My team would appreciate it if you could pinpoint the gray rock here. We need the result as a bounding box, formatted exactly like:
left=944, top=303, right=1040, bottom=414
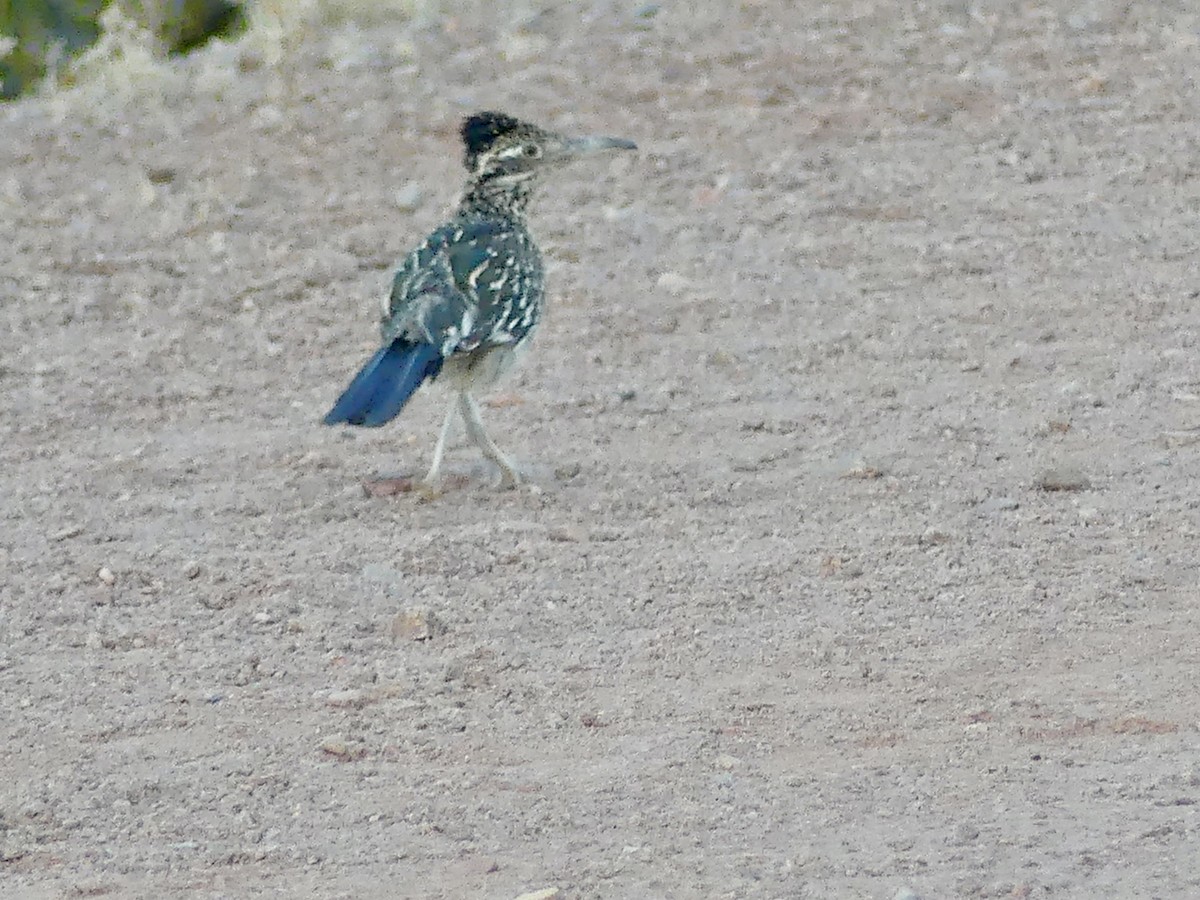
left=393, top=181, right=425, bottom=212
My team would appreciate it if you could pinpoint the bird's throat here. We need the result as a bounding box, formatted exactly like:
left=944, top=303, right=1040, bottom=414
left=458, top=175, right=534, bottom=221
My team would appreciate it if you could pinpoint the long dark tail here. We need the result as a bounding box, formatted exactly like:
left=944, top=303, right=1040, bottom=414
left=323, top=340, right=444, bottom=428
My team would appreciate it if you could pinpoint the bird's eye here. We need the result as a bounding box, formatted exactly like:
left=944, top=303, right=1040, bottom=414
left=523, top=143, right=542, bottom=158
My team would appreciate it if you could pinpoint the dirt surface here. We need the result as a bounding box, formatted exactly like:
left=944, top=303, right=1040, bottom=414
left=3, top=2, right=1200, bottom=897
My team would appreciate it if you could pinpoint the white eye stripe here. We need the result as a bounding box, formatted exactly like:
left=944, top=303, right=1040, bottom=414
left=494, top=142, right=541, bottom=160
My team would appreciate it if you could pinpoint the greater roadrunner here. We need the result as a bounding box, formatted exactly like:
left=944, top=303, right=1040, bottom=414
left=323, top=111, right=636, bottom=491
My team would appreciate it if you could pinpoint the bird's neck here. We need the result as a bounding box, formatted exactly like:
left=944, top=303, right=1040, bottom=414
left=457, top=175, right=533, bottom=222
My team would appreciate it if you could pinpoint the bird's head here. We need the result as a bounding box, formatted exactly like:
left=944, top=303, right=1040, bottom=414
left=461, top=111, right=637, bottom=187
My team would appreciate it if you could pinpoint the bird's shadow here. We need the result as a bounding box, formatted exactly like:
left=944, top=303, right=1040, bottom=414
left=361, top=460, right=562, bottom=498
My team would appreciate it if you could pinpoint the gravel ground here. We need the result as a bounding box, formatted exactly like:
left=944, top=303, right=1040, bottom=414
left=2, top=2, right=1199, bottom=897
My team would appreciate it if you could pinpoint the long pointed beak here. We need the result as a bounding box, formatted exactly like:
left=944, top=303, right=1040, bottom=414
left=561, top=134, right=638, bottom=157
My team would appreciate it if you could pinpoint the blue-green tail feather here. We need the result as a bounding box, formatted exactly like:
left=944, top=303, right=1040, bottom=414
left=323, top=341, right=443, bottom=428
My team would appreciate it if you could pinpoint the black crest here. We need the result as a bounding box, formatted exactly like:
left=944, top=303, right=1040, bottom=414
left=461, top=111, right=525, bottom=170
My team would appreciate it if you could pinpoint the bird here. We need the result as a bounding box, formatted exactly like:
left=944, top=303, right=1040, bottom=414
left=323, top=111, right=636, bottom=493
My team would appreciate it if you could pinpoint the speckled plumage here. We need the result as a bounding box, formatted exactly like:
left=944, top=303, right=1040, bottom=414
left=324, top=111, right=636, bottom=491
left=381, top=217, right=543, bottom=358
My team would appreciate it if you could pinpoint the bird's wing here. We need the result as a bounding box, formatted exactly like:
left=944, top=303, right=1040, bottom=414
left=382, top=220, right=543, bottom=354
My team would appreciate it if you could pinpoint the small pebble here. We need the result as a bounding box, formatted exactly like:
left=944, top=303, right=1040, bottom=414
left=320, top=738, right=367, bottom=762
left=514, top=889, right=560, bottom=900
left=201, top=591, right=237, bottom=610
left=952, top=822, right=980, bottom=844
left=707, top=349, right=738, bottom=369
left=391, top=607, right=444, bottom=642
left=554, top=462, right=582, bottom=480
left=1036, top=466, right=1090, bottom=492
left=393, top=181, right=424, bottom=212
left=361, top=562, right=403, bottom=584
left=841, top=461, right=883, bottom=480
left=919, top=527, right=951, bottom=546
left=656, top=271, right=691, bottom=294
left=714, top=753, right=741, bottom=770
left=97, top=567, right=116, bottom=586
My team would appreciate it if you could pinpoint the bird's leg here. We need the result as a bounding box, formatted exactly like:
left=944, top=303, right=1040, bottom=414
left=458, top=390, right=523, bottom=489
left=418, top=396, right=459, bottom=497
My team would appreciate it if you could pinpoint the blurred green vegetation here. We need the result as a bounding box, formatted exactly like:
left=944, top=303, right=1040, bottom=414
left=0, top=0, right=245, bottom=99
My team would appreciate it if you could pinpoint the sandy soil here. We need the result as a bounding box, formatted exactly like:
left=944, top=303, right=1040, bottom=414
left=3, top=2, right=1200, bottom=897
